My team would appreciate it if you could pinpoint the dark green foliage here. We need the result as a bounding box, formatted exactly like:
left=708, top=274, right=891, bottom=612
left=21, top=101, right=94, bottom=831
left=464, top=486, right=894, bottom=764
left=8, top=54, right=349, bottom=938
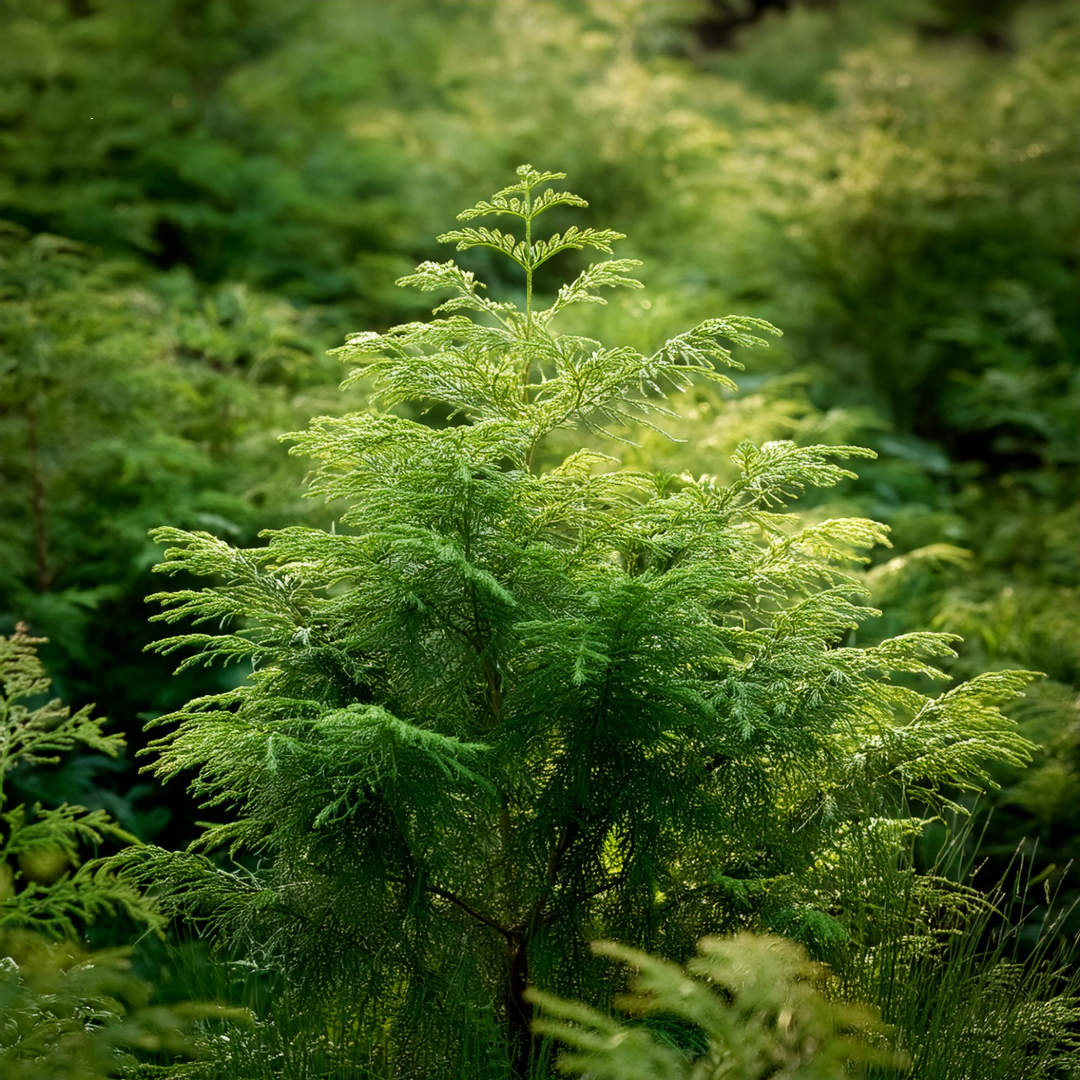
left=0, top=0, right=438, bottom=318
left=0, top=628, right=228, bottom=1077
left=122, top=169, right=1036, bottom=1077
left=0, top=624, right=155, bottom=938
left=0, top=221, right=353, bottom=838
left=0, top=224, right=314, bottom=609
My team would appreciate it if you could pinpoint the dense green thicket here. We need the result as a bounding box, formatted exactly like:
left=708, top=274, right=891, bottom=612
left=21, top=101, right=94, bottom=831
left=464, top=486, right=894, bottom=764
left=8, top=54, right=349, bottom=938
left=1, top=1, right=1078, bottom=1075
left=0, top=224, right=362, bottom=842
left=0, top=0, right=444, bottom=319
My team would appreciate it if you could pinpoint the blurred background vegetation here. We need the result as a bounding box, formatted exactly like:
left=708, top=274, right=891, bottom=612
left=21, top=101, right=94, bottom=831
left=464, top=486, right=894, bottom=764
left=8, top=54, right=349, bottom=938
left=1, top=0, right=1077, bottom=976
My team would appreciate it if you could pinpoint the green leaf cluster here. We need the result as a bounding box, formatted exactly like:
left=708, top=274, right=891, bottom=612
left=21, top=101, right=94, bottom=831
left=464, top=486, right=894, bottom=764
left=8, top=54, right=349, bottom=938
left=0, top=624, right=157, bottom=939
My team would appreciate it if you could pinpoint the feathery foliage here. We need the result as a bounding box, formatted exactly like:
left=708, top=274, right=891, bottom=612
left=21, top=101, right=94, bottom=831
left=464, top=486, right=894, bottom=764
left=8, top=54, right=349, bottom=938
left=0, top=624, right=156, bottom=938
left=531, top=933, right=902, bottom=1079
left=0, top=626, right=227, bottom=1077
left=123, top=167, right=1037, bottom=1078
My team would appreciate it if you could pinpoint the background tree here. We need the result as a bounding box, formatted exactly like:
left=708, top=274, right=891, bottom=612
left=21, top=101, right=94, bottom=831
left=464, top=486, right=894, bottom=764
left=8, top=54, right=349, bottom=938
left=0, top=223, right=361, bottom=843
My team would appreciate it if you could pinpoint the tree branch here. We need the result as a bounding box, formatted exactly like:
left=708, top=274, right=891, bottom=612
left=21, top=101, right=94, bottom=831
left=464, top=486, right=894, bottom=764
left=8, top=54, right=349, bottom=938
left=410, top=878, right=512, bottom=939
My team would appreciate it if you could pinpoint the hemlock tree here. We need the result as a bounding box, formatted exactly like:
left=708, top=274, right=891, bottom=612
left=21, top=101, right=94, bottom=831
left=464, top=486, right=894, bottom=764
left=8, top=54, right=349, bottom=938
left=122, top=167, right=1035, bottom=1078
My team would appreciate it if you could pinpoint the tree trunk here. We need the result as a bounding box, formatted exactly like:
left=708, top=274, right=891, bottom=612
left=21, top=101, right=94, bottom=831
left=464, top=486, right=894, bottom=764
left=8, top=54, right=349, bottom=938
left=506, top=930, right=536, bottom=1079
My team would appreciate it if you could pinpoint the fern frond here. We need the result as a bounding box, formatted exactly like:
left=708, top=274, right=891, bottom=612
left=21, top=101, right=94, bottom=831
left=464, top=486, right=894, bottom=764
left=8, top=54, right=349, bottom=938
left=493, top=164, right=569, bottom=196
left=528, top=227, right=627, bottom=268
left=395, top=259, right=520, bottom=321
left=456, top=187, right=588, bottom=222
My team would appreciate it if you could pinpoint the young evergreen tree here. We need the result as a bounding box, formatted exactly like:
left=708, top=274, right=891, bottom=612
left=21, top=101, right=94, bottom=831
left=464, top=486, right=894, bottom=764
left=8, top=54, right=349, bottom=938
left=123, top=167, right=1035, bottom=1078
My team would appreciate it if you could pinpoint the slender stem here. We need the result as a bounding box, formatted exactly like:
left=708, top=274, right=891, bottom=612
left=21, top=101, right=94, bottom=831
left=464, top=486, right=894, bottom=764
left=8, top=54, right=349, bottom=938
left=522, top=186, right=535, bottom=416
left=426, top=883, right=512, bottom=938
left=523, top=186, right=537, bottom=471
left=385, top=872, right=511, bottom=937
left=524, top=190, right=533, bottom=348
left=523, top=818, right=579, bottom=938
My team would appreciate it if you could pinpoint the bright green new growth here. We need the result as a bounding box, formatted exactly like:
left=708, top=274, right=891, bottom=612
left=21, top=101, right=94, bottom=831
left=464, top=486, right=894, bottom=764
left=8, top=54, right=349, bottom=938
left=124, top=166, right=1036, bottom=1077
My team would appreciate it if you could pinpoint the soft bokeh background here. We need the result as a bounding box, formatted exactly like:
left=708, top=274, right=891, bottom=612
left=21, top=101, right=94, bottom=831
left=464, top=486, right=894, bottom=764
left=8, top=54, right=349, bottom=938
left=1, top=0, right=1077, bottom=909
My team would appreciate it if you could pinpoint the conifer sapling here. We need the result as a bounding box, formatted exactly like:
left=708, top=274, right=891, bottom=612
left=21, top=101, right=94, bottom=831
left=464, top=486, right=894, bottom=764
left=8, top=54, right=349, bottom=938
left=121, top=166, right=1036, bottom=1078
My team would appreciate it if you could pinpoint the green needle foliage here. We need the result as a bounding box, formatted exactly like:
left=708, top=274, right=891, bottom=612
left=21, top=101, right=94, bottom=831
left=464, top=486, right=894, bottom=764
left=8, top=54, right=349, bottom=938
left=0, top=624, right=155, bottom=938
left=123, top=167, right=1037, bottom=1078
left=0, top=626, right=229, bottom=1077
